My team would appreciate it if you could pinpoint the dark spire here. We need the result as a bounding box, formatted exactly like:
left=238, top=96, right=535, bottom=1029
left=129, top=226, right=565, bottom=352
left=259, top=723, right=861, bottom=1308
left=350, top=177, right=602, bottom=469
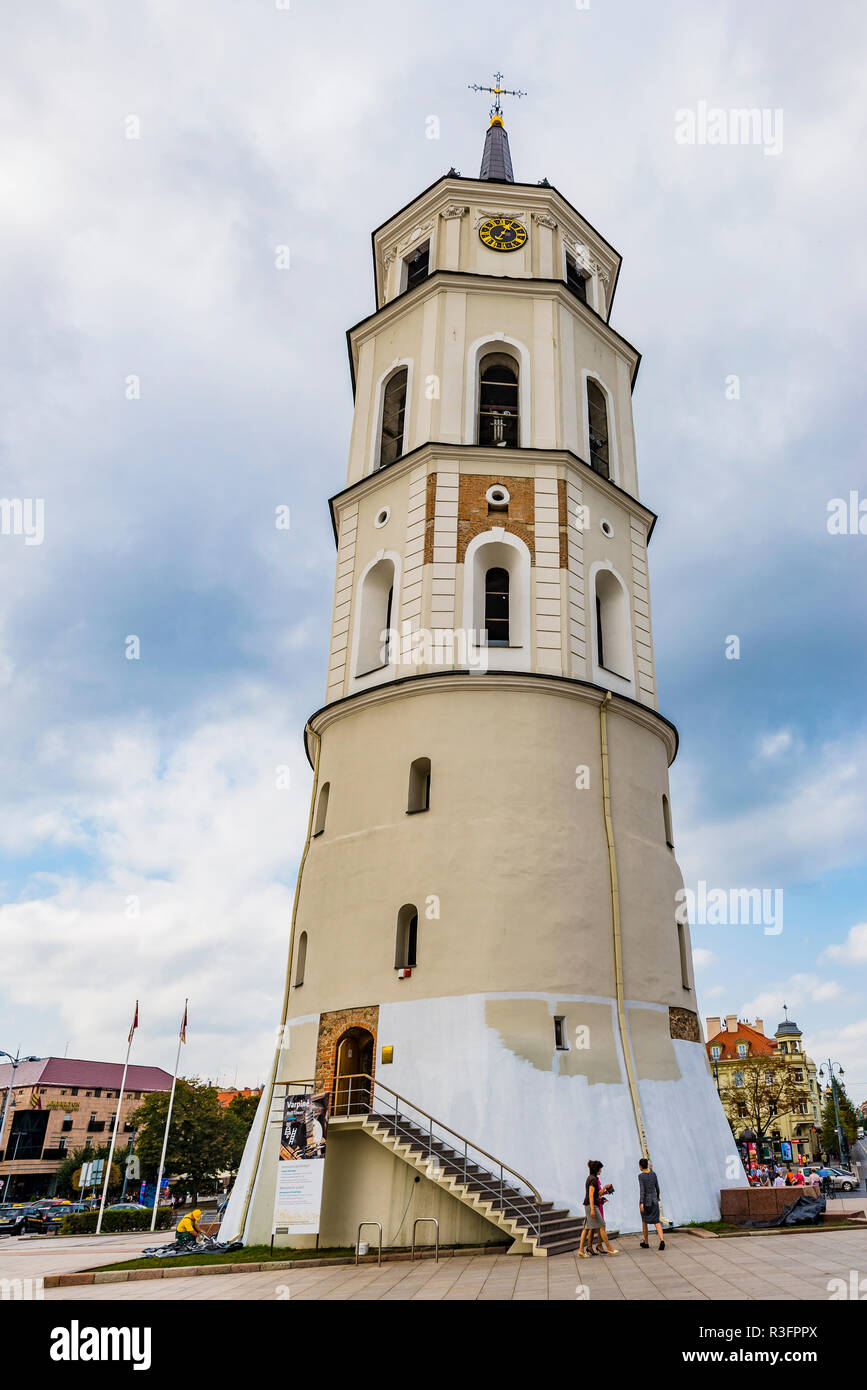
left=468, top=73, right=525, bottom=182
left=480, top=117, right=514, bottom=182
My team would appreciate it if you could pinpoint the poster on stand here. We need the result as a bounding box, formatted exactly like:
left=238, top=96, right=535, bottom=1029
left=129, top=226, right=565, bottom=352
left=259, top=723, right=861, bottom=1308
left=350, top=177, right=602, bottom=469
left=272, top=1091, right=330, bottom=1235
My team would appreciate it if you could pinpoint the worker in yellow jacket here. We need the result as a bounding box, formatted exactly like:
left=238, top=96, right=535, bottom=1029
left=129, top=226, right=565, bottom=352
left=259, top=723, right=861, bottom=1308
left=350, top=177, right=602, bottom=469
left=175, top=1208, right=203, bottom=1247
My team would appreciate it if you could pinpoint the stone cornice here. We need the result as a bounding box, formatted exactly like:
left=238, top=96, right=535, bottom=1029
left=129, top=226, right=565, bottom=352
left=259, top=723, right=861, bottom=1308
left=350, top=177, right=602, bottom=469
left=326, top=441, right=657, bottom=544
left=304, top=670, right=679, bottom=767
left=346, top=271, right=641, bottom=395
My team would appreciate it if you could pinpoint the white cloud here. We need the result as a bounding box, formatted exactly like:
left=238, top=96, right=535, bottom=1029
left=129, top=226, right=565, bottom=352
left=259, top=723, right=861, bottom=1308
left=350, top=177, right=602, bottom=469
left=691, top=948, right=716, bottom=970
left=675, top=732, right=867, bottom=888
left=739, top=974, right=843, bottom=1023
left=0, top=685, right=312, bottom=1082
left=824, top=923, right=867, bottom=966
left=758, top=730, right=794, bottom=759
left=804, top=1020, right=867, bottom=1091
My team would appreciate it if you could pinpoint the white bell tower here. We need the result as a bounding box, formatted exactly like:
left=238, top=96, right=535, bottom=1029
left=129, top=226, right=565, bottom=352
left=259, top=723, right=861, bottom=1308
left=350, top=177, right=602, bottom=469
left=224, top=99, right=742, bottom=1251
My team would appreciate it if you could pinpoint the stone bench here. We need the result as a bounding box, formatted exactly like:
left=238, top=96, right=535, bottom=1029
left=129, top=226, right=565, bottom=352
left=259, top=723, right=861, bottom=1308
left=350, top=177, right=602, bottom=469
left=720, top=1187, right=814, bottom=1222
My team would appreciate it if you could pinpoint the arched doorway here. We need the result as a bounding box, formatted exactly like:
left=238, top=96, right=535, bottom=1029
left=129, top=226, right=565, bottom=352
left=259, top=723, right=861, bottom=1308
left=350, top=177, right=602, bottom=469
left=333, top=1027, right=375, bottom=1115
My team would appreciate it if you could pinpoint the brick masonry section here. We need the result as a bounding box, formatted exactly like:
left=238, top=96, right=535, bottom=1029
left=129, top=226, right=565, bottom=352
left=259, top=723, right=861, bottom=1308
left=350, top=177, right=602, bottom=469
left=423, top=473, right=437, bottom=565
left=423, top=472, right=572, bottom=571
left=457, top=474, right=536, bottom=563
left=314, top=1005, right=380, bottom=1096
left=669, top=1007, right=701, bottom=1043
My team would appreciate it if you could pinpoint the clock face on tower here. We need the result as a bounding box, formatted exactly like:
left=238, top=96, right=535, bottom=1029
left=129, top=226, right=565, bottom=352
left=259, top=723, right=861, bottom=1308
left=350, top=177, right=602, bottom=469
left=478, top=217, right=528, bottom=253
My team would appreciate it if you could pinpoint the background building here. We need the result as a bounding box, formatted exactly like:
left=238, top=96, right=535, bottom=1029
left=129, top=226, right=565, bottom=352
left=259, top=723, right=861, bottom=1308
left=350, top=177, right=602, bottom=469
left=0, top=1057, right=171, bottom=1200
left=215, top=1086, right=262, bottom=1110
left=706, top=1014, right=821, bottom=1166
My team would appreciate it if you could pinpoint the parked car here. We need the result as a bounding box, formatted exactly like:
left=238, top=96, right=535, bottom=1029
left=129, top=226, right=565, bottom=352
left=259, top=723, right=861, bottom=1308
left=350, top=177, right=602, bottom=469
left=24, top=1202, right=73, bottom=1234
left=0, top=1204, right=39, bottom=1235
left=805, top=1166, right=859, bottom=1191
left=827, top=1167, right=859, bottom=1192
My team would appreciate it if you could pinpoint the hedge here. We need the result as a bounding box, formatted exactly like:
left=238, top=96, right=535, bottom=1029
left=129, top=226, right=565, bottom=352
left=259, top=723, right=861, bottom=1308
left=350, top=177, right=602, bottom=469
left=60, top=1208, right=174, bottom=1235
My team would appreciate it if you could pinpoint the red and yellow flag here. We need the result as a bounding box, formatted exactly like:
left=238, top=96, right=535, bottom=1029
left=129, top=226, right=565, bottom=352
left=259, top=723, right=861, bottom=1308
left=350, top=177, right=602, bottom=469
left=180, top=1001, right=188, bottom=1044
left=128, top=1000, right=139, bottom=1045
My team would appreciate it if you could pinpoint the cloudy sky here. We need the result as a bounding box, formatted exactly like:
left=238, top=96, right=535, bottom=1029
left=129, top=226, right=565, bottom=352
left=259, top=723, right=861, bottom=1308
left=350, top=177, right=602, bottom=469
left=1, top=0, right=865, bottom=1100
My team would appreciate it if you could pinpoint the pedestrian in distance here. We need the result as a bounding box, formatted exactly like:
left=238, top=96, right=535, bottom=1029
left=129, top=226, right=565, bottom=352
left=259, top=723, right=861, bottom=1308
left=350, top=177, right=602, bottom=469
left=175, top=1208, right=203, bottom=1248
left=638, top=1157, right=665, bottom=1251
left=578, top=1159, right=618, bottom=1258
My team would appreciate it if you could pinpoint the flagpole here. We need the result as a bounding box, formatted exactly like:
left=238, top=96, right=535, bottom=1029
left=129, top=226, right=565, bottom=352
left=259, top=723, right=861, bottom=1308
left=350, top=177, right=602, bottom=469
left=150, top=1000, right=187, bottom=1233
left=96, top=1003, right=137, bottom=1236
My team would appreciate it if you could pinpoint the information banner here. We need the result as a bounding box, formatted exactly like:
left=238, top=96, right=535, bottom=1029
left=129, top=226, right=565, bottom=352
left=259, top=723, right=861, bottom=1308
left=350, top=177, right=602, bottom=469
left=273, top=1091, right=330, bottom=1235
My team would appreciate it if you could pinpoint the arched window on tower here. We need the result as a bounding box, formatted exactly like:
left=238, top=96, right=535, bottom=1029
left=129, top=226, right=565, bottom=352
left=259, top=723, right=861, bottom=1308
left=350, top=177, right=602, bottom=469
left=294, top=931, right=307, bottom=987
left=662, top=793, right=674, bottom=849
left=356, top=559, right=395, bottom=676
left=586, top=378, right=610, bottom=479
left=313, top=782, right=329, bottom=837
left=407, top=757, right=431, bottom=814
left=395, top=904, right=419, bottom=969
left=484, top=566, right=510, bottom=646
left=379, top=368, right=408, bottom=469
left=594, top=569, right=631, bottom=680
left=478, top=352, right=519, bottom=448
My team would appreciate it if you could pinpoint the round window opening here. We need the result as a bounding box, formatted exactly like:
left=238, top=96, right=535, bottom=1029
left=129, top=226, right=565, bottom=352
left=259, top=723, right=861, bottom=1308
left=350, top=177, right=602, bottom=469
left=600, top=518, right=615, bottom=538
left=374, top=507, right=391, bottom=529
left=486, top=484, right=510, bottom=509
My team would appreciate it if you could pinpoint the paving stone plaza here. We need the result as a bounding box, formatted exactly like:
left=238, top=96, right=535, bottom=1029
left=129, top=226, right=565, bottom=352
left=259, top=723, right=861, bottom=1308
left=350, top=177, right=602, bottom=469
left=5, top=1227, right=866, bottom=1302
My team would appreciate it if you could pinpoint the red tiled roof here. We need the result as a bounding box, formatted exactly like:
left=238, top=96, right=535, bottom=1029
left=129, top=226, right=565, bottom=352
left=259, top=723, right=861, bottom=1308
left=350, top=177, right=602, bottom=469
left=706, top=1022, right=777, bottom=1060
left=216, top=1087, right=262, bottom=1109
left=0, top=1057, right=172, bottom=1091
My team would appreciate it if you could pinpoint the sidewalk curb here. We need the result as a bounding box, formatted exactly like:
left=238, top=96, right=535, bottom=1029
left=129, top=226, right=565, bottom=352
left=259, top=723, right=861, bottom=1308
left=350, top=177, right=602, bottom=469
left=44, top=1242, right=508, bottom=1288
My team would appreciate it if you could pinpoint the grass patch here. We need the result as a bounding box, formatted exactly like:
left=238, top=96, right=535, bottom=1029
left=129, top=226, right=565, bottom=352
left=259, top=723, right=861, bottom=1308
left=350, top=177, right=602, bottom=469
left=91, top=1238, right=510, bottom=1273
left=682, top=1218, right=866, bottom=1237
left=91, top=1245, right=356, bottom=1272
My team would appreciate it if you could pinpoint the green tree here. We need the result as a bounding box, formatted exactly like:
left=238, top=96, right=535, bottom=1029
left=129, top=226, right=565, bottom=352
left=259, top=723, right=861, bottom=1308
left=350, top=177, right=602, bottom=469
left=54, top=1143, right=123, bottom=1199
left=820, top=1078, right=858, bottom=1160
left=130, top=1078, right=233, bottom=1204
left=719, top=1055, right=812, bottom=1161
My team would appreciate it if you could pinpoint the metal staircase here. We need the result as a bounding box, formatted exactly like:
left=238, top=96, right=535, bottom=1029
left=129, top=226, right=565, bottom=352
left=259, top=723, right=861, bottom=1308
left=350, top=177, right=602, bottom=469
left=324, top=1073, right=587, bottom=1257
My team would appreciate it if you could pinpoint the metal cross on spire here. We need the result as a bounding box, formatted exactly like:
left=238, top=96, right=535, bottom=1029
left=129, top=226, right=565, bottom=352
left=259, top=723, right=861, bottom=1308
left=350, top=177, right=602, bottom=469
left=468, top=72, right=527, bottom=124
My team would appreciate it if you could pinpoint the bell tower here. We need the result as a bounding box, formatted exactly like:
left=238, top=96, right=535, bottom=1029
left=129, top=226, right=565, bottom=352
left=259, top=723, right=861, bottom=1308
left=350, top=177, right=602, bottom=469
left=224, top=98, right=743, bottom=1248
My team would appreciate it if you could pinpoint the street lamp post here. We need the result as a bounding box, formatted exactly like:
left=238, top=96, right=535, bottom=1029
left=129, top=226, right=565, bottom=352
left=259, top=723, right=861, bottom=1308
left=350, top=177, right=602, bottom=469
left=818, top=1061, right=847, bottom=1166
left=0, top=1049, right=41, bottom=1200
